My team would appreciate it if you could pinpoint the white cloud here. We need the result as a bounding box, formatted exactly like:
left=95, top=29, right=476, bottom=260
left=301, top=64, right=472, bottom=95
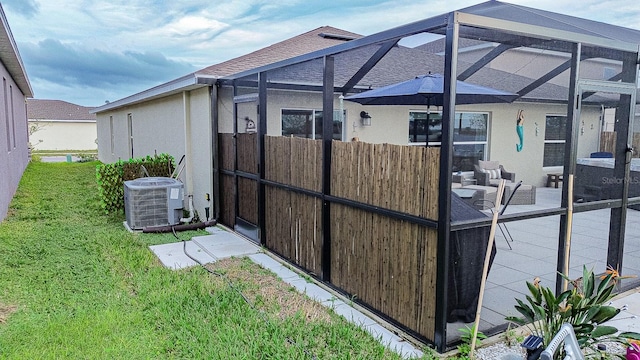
left=3, top=0, right=639, bottom=106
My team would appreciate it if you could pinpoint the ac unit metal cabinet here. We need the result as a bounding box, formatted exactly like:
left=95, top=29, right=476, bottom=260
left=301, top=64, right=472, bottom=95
left=124, top=177, right=184, bottom=230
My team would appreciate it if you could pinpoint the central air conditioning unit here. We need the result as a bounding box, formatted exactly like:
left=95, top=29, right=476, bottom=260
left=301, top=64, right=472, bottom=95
left=124, top=177, right=184, bottom=230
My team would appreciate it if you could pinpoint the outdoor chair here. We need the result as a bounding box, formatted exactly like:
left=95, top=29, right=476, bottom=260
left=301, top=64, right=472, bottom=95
left=473, top=160, right=515, bottom=186
left=474, top=181, right=523, bottom=250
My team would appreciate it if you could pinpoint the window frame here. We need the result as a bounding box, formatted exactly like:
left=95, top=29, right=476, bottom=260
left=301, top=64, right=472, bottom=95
left=408, top=110, right=490, bottom=172
left=543, top=113, right=568, bottom=169
left=281, top=108, right=345, bottom=141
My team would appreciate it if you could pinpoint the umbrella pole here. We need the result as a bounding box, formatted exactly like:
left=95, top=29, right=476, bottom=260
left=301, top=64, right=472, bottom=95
left=469, top=180, right=506, bottom=359
left=424, top=100, right=430, bottom=148
left=562, top=174, right=575, bottom=291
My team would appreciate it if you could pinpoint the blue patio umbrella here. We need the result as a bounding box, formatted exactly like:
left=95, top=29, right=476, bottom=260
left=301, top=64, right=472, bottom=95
left=344, top=73, right=518, bottom=106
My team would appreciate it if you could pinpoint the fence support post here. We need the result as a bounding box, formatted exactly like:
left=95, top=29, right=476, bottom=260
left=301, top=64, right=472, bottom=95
left=258, top=72, right=267, bottom=246
left=321, top=55, right=335, bottom=282
left=434, top=12, right=458, bottom=352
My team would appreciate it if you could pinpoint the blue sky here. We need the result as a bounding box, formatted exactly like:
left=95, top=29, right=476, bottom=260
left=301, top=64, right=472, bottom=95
left=3, top=0, right=640, bottom=107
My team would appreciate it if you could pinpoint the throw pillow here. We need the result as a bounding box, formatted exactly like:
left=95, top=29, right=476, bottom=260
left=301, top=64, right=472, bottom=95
left=481, top=168, right=502, bottom=179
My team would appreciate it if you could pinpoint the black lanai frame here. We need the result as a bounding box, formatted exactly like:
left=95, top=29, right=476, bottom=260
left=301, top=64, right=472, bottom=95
left=210, top=1, right=640, bottom=352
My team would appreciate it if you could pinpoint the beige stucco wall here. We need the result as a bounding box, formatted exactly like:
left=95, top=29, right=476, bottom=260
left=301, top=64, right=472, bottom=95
left=28, top=120, right=97, bottom=150
left=350, top=101, right=602, bottom=187
left=217, top=87, right=604, bottom=187
left=97, top=93, right=186, bottom=164
left=96, top=87, right=213, bottom=219
left=218, top=87, right=410, bottom=144
left=185, top=87, right=213, bottom=220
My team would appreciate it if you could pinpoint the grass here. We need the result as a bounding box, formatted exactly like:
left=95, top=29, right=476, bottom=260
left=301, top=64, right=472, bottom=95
left=0, top=161, right=422, bottom=359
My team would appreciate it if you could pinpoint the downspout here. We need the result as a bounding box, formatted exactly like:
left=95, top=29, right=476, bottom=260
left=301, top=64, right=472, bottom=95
left=210, top=83, right=220, bottom=222
left=182, top=91, right=194, bottom=220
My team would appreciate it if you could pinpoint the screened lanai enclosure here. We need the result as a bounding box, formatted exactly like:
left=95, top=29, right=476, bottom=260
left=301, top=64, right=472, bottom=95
left=210, top=1, right=640, bottom=352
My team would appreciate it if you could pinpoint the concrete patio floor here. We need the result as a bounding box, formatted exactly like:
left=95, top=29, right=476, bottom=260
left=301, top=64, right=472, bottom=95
left=447, top=187, right=640, bottom=342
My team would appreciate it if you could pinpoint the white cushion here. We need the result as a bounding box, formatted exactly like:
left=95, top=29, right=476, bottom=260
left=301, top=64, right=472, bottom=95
left=481, top=168, right=502, bottom=179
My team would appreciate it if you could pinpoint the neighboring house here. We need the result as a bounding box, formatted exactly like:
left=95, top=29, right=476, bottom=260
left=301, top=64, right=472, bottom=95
left=0, top=4, right=33, bottom=222
left=26, top=99, right=97, bottom=151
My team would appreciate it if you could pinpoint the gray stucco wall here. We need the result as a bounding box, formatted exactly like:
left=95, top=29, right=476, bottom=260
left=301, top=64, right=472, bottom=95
left=0, top=62, right=29, bottom=221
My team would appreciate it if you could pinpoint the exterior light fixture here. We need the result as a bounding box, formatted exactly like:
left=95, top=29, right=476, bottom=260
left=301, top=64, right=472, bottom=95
left=360, top=111, right=371, bottom=126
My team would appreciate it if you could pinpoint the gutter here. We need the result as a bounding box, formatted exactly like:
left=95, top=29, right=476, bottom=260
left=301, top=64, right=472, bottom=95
left=91, top=73, right=203, bottom=114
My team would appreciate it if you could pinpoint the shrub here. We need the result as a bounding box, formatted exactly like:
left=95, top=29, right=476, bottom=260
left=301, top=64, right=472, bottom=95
left=96, top=153, right=175, bottom=214
left=507, top=266, right=640, bottom=358
left=76, top=153, right=98, bottom=162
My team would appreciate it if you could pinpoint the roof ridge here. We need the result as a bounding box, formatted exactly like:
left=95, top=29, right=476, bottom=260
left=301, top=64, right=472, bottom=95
left=196, top=25, right=362, bottom=78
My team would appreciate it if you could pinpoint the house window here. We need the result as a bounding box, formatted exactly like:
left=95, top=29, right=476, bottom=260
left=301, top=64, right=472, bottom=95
left=127, top=113, right=133, bottom=159
left=281, top=109, right=344, bottom=140
left=543, top=115, right=567, bottom=167
left=10, top=85, right=15, bottom=149
left=3, top=78, right=9, bottom=151
left=109, top=116, right=115, bottom=155
left=409, top=111, right=488, bottom=172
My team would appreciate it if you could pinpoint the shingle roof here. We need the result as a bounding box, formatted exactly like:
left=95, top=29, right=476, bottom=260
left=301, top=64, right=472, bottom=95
left=27, top=99, right=96, bottom=121
left=266, top=42, right=584, bottom=103
left=196, top=26, right=362, bottom=78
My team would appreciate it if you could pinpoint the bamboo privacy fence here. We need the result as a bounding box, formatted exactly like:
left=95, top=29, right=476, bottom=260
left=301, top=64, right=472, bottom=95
left=600, top=132, right=640, bottom=158
left=219, top=133, right=235, bottom=227
left=264, top=136, right=323, bottom=275
left=263, top=136, right=440, bottom=341
left=330, top=141, right=439, bottom=340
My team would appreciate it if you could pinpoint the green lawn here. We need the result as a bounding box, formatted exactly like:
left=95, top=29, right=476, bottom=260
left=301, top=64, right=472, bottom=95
left=0, top=161, right=424, bottom=359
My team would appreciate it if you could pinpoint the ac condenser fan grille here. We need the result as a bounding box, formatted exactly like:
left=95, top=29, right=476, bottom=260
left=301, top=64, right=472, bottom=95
left=124, top=177, right=183, bottom=230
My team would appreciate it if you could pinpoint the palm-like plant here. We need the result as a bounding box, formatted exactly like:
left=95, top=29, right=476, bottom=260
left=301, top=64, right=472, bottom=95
left=507, top=266, right=640, bottom=359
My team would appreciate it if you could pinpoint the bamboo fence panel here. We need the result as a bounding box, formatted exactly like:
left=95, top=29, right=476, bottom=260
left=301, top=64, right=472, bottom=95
left=599, top=132, right=640, bottom=158
left=290, top=137, right=322, bottom=192
left=264, top=135, right=290, bottom=184
left=265, top=136, right=321, bottom=191
left=600, top=132, right=615, bottom=154
left=265, top=186, right=322, bottom=275
left=238, top=177, right=258, bottom=224
left=331, top=141, right=440, bottom=218
left=237, top=133, right=258, bottom=174
left=219, top=173, right=235, bottom=227
left=219, top=133, right=234, bottom=171
left=330, top=204, right=438, bottom=341
left=263, top=137, right=440, bottom=341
